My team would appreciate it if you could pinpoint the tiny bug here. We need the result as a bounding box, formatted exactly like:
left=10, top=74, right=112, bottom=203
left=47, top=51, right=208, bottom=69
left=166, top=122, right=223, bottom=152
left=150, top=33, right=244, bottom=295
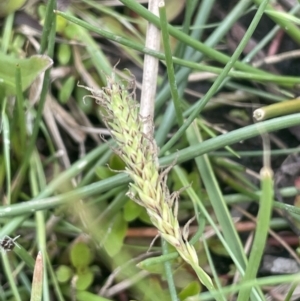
left=0, top=235, right=21, bottom=253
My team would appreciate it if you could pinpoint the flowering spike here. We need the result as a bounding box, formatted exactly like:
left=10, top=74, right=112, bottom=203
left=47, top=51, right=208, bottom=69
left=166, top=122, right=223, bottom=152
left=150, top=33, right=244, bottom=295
left=83, top=71, right=213, bottom=288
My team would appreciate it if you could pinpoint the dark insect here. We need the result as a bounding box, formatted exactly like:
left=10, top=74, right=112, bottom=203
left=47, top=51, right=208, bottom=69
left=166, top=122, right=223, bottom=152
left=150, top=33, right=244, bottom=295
left=0, top=235, right=20, bottom=253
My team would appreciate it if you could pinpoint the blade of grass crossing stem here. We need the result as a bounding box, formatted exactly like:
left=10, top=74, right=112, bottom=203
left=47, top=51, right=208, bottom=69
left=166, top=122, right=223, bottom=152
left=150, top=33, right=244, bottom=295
left=186, top=122, right=245, bottom=264
left=237, top=167, right=274, bottom=301
left=253, top=0, right=300, bottom=44
left=2, top=105, right=11, bottom=204
left=245, top=4, right=300, bottom=62
left=54, top=11, right=300, bottom=88
left=160, top=0, right=270, bottom=155
left=83, top=0, right=145, bottom=45
left=1, top=114, right=300, bottom=217
left=159, top=2, right=183, bottom=127
left=186, top=122, right=264, bottom=301
left=118, top=0, right=265, bottom=76
left=160, top=114, right=300, bottom=166
left=15, top=66, right=26, bottom=152
left=198, top=120, right=239, bottom=158
left=210, top=147, right=300, bottom=157
left=155, top=0, right=255, bottom=114
left=224, top=81, right=286, bottom=103
left=116, top=0, right=300, bottom=89
left=1, top=253, right=22, bottom=301
left=30, top=251, right=43, bottom=301
left=0, top=115, right=300, bottom=219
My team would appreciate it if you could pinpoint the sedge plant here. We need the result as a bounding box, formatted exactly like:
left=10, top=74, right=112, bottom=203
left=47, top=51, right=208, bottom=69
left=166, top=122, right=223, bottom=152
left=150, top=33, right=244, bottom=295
left=82, top=71, right=221, bottom=297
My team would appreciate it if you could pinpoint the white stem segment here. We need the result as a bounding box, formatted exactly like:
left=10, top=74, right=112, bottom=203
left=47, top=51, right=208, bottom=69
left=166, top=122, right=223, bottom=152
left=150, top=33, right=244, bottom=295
left=140, top=0, right=161, bottom=135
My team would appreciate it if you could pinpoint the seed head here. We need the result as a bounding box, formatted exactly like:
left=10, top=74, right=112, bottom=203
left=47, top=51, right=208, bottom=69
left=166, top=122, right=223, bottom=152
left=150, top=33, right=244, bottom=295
left=83, top=72, right=213, bottom=288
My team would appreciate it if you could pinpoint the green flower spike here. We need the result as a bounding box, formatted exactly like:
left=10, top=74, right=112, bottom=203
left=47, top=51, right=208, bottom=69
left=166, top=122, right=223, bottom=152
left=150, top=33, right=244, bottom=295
left=82, top=71, right=216, bottom=292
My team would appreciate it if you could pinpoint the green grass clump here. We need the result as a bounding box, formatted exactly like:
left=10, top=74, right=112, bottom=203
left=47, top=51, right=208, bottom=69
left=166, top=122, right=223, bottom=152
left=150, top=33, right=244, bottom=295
left=1, top=0, right=300, bottom=300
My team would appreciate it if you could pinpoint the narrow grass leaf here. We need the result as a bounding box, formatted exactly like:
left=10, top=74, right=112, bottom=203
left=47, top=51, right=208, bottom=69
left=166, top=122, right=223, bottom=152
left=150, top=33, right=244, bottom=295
left=186, top=122, right=264, bottom=301
left=15, top=66, right=26, bottom=152
left=237, top=167, right=274, bottom=301
left=253, top=0, right=300, bottom=44
left=159, top=1, right=183, bottom=127
left=1, top=253, right=22, bottom=301
left=2, top=110, right=11, bottom=204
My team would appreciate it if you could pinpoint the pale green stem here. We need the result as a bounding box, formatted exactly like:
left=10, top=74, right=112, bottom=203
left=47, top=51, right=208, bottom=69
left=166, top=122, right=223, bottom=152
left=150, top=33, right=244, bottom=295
left=237, top=167, right=274, bottom=301
left=253, top=98, right=300, bottom=121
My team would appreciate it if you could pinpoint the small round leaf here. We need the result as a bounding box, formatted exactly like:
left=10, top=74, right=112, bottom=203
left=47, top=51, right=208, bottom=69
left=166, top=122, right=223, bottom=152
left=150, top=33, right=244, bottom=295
left=56, top=265, right=73, bottom=283
left=70, top=242, right=92, bottom=268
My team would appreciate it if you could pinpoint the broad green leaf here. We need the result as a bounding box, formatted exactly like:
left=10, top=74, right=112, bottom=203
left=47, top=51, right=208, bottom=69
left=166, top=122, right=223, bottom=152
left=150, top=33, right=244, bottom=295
left=57, top=43, right=72, bottom=65
left=123, top=199, right=142, bottom=222
left=75, top=268, right=94, bottom=291
left=0, top=54, right=53, bottom=96
left=56, top=265, right=73, bottom=283
left=109, top=153, right=126, bottom=170
left=102, top=212, right=127, bottom=257
left=59, top=76, right=75, bottom=104
left=0, top=0, right=26, bottom=17
left=179, top=281, right=201, bottom=301
left=95, top=166, right=115, bottom=180
left=70, top=242, right=93, bottom=269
